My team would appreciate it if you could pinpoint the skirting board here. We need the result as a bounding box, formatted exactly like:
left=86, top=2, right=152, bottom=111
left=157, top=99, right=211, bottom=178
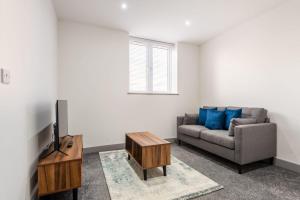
left=275, top=158, right=300, bottom=174
left=84, top=143, right=125, bottom=154
left=84, top=138, right=176, bottom=154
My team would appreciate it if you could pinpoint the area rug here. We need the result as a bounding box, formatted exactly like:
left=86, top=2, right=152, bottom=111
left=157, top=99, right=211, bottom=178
left=99, top=150, right=223, bottom=200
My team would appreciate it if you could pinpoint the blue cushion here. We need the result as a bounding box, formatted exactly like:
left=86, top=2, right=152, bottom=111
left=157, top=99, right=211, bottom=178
left=205, top=110, right=225, bottom=130
left=198, top=107, right=217, bottom=125
left=225, top=109, right=242, bottom=130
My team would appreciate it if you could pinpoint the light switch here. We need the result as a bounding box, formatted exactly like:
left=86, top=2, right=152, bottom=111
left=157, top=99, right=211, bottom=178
left=1, top=68, right=10, bottom=84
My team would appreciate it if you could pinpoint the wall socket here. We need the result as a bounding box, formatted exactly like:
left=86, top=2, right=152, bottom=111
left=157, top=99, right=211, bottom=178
left=1, top=68, right=10, bottom=84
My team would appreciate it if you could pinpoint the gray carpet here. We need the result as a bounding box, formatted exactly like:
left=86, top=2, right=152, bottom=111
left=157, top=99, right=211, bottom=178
left=42, top=144, right=300, bottom=200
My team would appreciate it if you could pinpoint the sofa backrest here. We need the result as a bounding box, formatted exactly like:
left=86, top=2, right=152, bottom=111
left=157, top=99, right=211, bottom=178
left=203, top=106, right=268, bottom=123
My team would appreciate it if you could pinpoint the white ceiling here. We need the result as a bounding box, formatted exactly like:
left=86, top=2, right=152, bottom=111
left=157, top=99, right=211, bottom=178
left=52, top=0, right=286, bottom=44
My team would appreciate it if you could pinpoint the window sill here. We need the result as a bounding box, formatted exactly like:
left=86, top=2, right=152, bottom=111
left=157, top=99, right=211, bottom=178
left=128, top=92, right=179, bottom=95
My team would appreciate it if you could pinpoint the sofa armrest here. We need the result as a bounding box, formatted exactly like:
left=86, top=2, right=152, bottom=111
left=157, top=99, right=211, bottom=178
left=177, top=116, right=184, bottom=140
left=177, top=116, right=185, bottom=128
left=234, top=123, right=277, bottom=165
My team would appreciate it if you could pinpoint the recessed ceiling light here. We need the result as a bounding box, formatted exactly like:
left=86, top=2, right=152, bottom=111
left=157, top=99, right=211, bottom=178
left=185, top=20, right=191, bottom=26
left=121, top=3, right=128, bottom=10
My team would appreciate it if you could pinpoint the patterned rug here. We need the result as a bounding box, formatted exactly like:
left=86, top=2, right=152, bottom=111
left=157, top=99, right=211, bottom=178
left=99, top=150, right=223, bottom=200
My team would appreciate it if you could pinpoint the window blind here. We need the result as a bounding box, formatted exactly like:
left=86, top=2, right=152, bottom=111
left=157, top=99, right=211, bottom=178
left=129, top=42, right=147, bottom=92
left=129, top=37, right=177, bottom=94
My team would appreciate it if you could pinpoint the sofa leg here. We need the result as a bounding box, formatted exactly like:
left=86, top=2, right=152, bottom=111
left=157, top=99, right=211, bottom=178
left=177, top=139, right=182, bottom=146
left=269, top=157, right=274, bottom=165
left=238, top=165, right=243, bottom=174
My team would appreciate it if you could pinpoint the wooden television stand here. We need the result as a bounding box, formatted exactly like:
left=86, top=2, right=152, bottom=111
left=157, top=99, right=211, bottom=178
left=38, top=135, right=83, bottom=200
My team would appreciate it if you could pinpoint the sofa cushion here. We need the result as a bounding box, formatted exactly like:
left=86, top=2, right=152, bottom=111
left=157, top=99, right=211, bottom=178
left=227, top=106, right=267, bottom=123
left=203, top=106, right=226, bottom=111
left=228, top=118, right=257, bottom=136
left=178, top=125, right=208, bottom=138
left=200, top=130, right=235, bottom=149
left=225, top=109, right=242, bottom=130
left=183, top=113, right=198, bottom=125
left=205, top=110, right=225, bottom=130
left=198, top=107, right=217, bottom=125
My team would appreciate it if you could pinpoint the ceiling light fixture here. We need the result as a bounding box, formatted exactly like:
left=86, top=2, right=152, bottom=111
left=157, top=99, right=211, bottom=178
left=121, top=3, right=128, bottom=10
left=185, top=20, right=191, bottom=27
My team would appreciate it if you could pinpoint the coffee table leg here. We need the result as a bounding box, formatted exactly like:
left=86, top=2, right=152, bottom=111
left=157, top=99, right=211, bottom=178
left=128, top=154, right=130, bottom=160
left=163, top=166, right=167, bottom=176
left=143, top=169, right=147, bottom=180
left=73, top=188, right=78, bottom=200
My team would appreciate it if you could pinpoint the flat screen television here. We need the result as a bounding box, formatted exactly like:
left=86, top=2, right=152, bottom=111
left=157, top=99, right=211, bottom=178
left=53, top=100, right=69, bottom=151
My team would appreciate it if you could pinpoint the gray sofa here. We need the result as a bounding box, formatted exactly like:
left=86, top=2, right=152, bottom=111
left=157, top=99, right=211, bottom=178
left=177, top=106, right=277, bottom=173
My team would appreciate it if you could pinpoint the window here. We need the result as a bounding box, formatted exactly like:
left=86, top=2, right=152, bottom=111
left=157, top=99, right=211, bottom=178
left=129, top=37, right=177, bottom=94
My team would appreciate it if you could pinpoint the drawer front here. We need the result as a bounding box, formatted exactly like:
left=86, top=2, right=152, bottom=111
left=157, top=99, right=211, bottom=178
left=38, top=160, right=82, bottom=196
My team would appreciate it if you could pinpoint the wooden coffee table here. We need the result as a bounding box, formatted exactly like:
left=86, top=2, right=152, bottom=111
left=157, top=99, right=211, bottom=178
left=125, top=132, right=171, bottom=180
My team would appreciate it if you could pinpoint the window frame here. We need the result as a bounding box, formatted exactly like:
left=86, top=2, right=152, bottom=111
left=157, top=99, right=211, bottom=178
left=128, top=37, right=178, bottom=95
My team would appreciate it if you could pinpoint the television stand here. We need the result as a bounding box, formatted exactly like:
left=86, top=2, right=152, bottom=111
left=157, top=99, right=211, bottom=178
left=38, top=135, right=83, bottom=200
left=64, top=134, right=74, bottom=138
left=41, top=139, right=69, bottom=159
left=42, top=148, right=68, bottom=159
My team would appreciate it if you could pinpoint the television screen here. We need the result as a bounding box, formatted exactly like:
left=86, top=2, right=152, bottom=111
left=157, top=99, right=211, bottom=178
left=56, top=100, right=68, bottom=137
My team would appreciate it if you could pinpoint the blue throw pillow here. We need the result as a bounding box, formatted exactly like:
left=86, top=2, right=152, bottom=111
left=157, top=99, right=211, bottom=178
left=205, top=110, right=225, bottom=130
left=198, top=107, right=217, bottom=125
left=225, top=109, right=242, bottom=130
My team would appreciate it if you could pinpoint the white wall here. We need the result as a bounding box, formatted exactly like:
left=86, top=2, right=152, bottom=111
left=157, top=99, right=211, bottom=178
left=58, top=21, right=200, bottom=148
left=0, top=0, right=57, bottom=199
left=198, top=0, right=300, bottom=165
